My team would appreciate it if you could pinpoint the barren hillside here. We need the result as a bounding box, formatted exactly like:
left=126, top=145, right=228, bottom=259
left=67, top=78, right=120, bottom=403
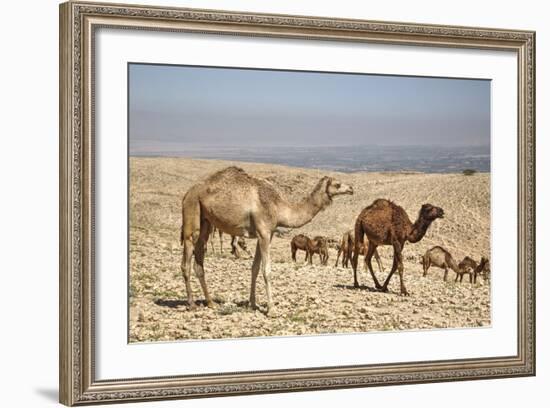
left=129, top=158, right=491, bottom=342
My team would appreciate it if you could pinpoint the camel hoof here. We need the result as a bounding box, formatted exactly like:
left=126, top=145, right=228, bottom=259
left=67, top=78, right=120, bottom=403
left=206, top=301, right=215, bottom=309
left=187, top=301, right=197, bottom=311
left=266, top=307, right=277, bottom=318
left=400, top=291, right=410, bottom=297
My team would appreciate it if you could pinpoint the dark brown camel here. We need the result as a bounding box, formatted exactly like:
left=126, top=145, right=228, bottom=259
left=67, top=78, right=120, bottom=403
left=351, top=199, right=444, bottom=295
left=291, top=234, right=312, bottom=263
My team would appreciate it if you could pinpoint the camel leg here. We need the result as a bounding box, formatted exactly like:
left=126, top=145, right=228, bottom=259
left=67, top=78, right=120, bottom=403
left=305, top=250, right=310, bottom=264
left=423, top=257, right=429, bottom=277
left=218, top=230, right=223, bottom=253
left=455, top=272, right=460, bottom=282
left=335, top=248, right=341, bottom=267
left=396, top=246, right=408, bottom=296
left=374, top=248, right=384, bottom=273
left=291, top=244, right=296, bottom=262
left=366, top=243, right=383, bottom=290
left=379, top=253, right=397, bottom=293
left=249, top=241, right=261, bottom=310
left=181, top=238, right=196, bottom=309
left=342, top=250, right=352, bottom=269
left=345, top=245, right=352, bottom=268
left=258, top=234, right=275, bottom=316
left=351, top=241, right=361, bottom=288
left=469, top=272, right=473, bottom=284
left=343, top=249, right=348, bottom=268
left=443, top=267, right=448, bottom=282
left=230, top=236, right=240, bottom=258
left=194, top=218, right=214, bottom=308
left=209, top=233, right=215, bottom=254
left=381, top=241, right=402, bottom=293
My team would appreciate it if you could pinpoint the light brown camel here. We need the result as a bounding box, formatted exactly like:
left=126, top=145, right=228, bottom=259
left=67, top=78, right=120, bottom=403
left=334, top=230, right=353, bottom=267
left=334, top=229, right=383, bottom=272
left=307, top=236, right=329, bottom=265
left=180, top=166, right=353, bottom=315
left=422, top=246, right=463, bottom=282
left=209, top=226, right=249, bottom=258
left=209, top=226, right=222, bottom=254
left=230, top=236, right=249, bottom=259
left=351, top=199, right=444, bottom=295
left=291, top=234, right=311, bottom=263
left=210, top=226, right=250, bottom=259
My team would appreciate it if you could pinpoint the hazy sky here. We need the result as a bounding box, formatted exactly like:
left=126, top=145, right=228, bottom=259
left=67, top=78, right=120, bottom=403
left=129, top=63, right=490, bottom=152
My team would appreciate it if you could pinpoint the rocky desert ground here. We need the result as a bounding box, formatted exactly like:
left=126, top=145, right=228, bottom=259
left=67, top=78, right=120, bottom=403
left=129, top=157, right=490, bottom=342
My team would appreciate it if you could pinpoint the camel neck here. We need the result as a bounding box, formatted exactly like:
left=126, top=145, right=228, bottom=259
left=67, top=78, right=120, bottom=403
left=407, top=217, right=433, bottom=243
left=447, top=255, right=461, bottom=273
left=277, top=195, right=328, bottom=229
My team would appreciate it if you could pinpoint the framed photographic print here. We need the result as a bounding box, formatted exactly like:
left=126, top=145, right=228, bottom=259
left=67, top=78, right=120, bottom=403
left=59, top=1, right=536, bottom=405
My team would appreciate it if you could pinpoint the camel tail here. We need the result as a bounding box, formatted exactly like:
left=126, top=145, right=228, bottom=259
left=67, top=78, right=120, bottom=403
left=345, top=232, right=353, bottom=264
left=180, top=195, right=193, bottom=246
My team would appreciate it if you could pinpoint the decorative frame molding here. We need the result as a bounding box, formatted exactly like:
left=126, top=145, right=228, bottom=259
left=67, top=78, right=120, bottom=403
left=59, top=1, right=535, bottom=405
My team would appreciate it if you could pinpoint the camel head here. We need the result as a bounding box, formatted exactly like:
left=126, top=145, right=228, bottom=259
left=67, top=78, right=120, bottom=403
left=407, top=204, right=444, bottom=244
left=479, top=256, right=490, bottom=273
left=419, top=203, right=444, bottom=221
left=322, top=177, right=354, bottom=199
left=458, top=257, right=474, bottom=274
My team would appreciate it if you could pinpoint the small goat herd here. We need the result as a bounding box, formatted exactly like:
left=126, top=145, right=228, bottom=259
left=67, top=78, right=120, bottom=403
left=179, top=166, right=490, bottom=316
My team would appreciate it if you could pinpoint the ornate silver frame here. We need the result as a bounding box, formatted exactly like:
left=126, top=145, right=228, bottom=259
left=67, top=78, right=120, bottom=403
left=59, top=1, right=536, bottom=405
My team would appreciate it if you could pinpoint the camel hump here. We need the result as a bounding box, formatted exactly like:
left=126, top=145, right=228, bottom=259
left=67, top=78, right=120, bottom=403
left=431, top=245, right=448, bottom=254
left=207, top=166, right=247, bottom=181
left=372, top=198, right=391, bottom=207
left=224, top=166, right=246, bottom=174
left=366, top=198, right=393, bottom=212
